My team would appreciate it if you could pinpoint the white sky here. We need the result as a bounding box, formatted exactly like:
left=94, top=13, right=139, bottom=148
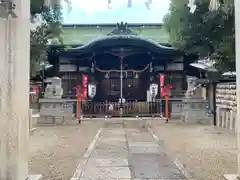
left=62, top=0, right=170, bottom=24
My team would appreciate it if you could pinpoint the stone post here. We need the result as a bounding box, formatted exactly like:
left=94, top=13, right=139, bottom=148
left=225, top=0, right=240, bottom=179
left=236, top=0, right=240, bottom=177
left=0, top=0, right=30, bottom=179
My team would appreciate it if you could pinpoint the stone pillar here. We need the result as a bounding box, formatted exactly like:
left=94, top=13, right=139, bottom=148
left=225, top=1, right=240, bottom=179
left=0, top=17, right=7, bottom=180
left=0, top=0, right=30, bottom=179
left=236, top=0, right=240, bottom=178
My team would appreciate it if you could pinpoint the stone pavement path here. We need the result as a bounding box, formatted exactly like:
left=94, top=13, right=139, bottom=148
left=73, top=121, right=187, bottom=180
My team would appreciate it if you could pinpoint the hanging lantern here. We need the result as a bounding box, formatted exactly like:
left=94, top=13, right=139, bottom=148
left=88, top=84, right=96, bottom=98
left=135, top=73, right=139, bottom=79
left=187, top=0, right=197, bottom=13
left=209, top=0, right=221, bottom=11
left=91, top=62, right=95, bottom=73
left=150, top=76, right=154, bottom=81
left=188, top=0, right=222, bottom=13
left=105, top=72, right=109, bottom=79
left=149, top=83, right=158, bottom=99
left=150, top=62, right=153, bottom=73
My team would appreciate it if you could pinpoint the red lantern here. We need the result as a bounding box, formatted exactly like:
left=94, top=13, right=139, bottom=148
left=33, top=87, right=39, bottom=95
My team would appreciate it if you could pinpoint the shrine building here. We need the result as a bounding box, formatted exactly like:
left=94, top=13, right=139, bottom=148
left=46, top=22, right=199, bottom=102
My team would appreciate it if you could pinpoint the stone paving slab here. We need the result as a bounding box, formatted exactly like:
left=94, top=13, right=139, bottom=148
left=131, top=154, right=186, bottom=179
left=72, top=121, right=187, bottom=180
left=90, top=149, right=128, bottom=159
left=128, top=142, right=159, bottom=147
left=129, top=145, right=161, bottom=154
left=125, top=128, right=141, bottom=132
left=87, top=158, right=129, bottom=167
left=80, top=178, right=130, bottom=180
left=95, top=143, right=127, bottom=150
left=127, top=136, right=155, bottom=142
left=92, top=148, right=128, bottom=154
left=97, top=137, right=126, bottom=143
left=101, top=129, right=125, bottom=135
left=95, top=141, right=127, bottom=148
left=134, top=179, right=187, bottom=180
left=126, top=131, right=150, bottom=136
left=80, top=167, right=131, bottom=180
left=96, top=140, right=127, bottom=145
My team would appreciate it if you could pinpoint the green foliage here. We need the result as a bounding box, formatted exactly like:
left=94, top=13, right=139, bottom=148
left=164, top=0, right=235, bottom=71
left=30, top=1, right=63, bottom=77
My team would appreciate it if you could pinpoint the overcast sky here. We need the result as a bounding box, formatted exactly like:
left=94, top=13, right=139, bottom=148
left=62, top=0, right=170, bottom=24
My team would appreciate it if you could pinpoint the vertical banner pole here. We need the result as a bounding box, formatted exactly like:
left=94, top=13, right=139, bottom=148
left=165, top=95, right=169, bottom=123
left=160, top=74, right=165, bottom=117
left=77, top=95, right=81, bottom=123
left=76, top=85, right=81, bottom=124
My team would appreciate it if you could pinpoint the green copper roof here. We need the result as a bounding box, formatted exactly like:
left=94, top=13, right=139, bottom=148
left=62, top=25, right=169, bottom=44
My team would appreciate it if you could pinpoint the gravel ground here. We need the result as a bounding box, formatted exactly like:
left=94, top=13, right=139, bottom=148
left=28, top=120, right=103, bottom=180
left=148, top=120, right=237, bottom=180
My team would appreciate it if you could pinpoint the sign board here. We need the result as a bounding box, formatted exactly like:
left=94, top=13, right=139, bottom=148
left=40, top=102, right=73, bottom=117
left=59, top=64, right=77, bottom=72
left=166, top=63, right=184, bottom=71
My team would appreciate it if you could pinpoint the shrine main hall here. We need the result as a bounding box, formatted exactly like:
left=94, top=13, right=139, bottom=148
left=45, top=22, right=198, bottom=102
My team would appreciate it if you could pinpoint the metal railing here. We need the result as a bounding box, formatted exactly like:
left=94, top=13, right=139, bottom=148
left=80, top=98, right=193, bottom=118
left=81, top=101, right=161, bottom=117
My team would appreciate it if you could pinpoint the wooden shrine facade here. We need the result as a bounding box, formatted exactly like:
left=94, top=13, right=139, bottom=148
left=47, top=22, right=199, bottom=102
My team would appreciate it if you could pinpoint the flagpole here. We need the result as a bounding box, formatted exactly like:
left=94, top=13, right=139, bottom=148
left=120, top=57, right=123, bottom=102
left=119, top=57, right=123, bottom=116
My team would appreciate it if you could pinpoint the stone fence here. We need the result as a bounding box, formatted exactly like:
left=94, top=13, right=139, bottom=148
left=216, top=82, right=237, bottom=131
left=216, top=107, right=237, bottom=132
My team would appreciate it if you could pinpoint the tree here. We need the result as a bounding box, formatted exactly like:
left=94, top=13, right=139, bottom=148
left=30, top=0, right=63, bottom=77
left=164, top=0, right=235, bottom=71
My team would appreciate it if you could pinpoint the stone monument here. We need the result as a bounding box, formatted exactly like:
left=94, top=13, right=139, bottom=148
left=39, top=77, right=74, bottom=124
left=182, top=76, right=209, bottom=123
left=44, top=77, right=63, bottom=98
